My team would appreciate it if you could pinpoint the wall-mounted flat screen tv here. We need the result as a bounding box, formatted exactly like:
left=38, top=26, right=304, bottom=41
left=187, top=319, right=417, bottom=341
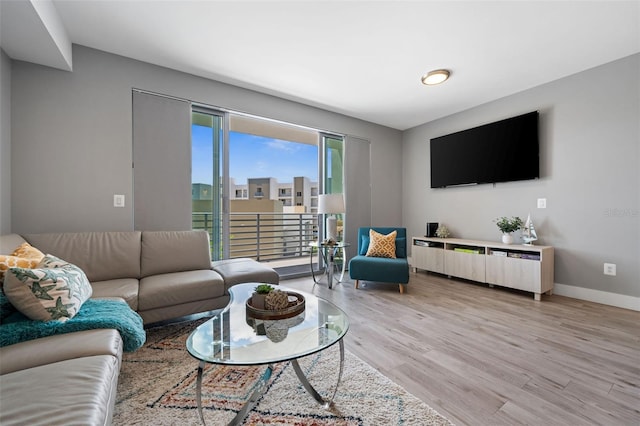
left=430, top=111, right=539, bottom=188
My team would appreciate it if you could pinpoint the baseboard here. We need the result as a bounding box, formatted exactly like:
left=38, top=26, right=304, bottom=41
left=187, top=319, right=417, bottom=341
left=554, top=283, right=640, bottom=312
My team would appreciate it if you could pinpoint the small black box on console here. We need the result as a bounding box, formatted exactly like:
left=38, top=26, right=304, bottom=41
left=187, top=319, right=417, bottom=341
left=426, top=222, right=439, bottom=237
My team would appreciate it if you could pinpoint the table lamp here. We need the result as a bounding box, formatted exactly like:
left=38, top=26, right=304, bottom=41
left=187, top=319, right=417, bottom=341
left=318, top=193, right=344, bottom=242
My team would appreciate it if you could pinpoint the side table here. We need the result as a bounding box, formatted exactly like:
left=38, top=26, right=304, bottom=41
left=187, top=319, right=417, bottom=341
left=309, top=241, right=349, bottom=289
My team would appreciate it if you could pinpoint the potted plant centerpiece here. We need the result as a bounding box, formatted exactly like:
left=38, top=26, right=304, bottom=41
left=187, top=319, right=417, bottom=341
left=495, top=216, right=523, bottom=245
left=252, top=284, right=274, bottom=309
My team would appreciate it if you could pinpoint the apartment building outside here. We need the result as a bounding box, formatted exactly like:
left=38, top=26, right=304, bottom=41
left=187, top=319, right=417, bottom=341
left=192, top=176, right=319, bottom=262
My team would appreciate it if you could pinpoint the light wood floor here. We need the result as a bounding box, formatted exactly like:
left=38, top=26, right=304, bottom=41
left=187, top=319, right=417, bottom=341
left=281, top=271, right=640, bottom=426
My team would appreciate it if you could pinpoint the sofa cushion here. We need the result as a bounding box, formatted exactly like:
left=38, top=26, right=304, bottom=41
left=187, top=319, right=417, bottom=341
left=365, top=229, right=397, bottom=258
left=0, top=243, right=45, bottom=282
left=0, top=328, right=122, bottom=375
left=138, top=269, right=224, bottom=311
left=24, top=232, right=142, bottom=282
left=3, top=255, right=93, bottom=322
left=140, top=230, right=212, bottom=277
left=138, top=297, right=230, bottom=325
left=91, top=279, right=140, bottom=311
left=0, top=355, right=119, bottom=426
left=211, top=258, right=280, bottom=288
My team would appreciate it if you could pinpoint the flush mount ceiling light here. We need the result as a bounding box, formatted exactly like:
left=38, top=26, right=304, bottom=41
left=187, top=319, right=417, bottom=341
left=421, top=69, right=450, bottom=85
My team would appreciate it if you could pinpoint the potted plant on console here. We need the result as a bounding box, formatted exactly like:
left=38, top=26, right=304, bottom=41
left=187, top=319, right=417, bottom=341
left=495, top=216, right=523, bottom=245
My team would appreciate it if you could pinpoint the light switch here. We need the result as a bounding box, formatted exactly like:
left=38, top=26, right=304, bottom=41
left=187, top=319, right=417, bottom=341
left=537, top=198, right=547, bottom=209
left=114, top=194, right=125, bottom=207
left=604, top=263, right=616, bottom=276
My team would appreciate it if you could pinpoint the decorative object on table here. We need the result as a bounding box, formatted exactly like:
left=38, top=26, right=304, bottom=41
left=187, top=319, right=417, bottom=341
left=318, top=193, right=345, bottom=242
left=321, top=238, right=337, bottom=246
left=522, top=213, right=538, bottom=245
left=246, top=291, right=305, bottom=320
left=265, top=289, right=289, bottom=310
left=494, top=216, right=523, bottom=245
left=251, top=284, right=274, bottom=310
left=435, top=224, right=451, bottom=238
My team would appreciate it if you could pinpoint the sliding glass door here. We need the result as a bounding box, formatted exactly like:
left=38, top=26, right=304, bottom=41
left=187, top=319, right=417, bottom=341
left=191, top=108, right=226, bottom=260
left=322, top=133, right=344, bottom=194
left=321, top=133, right=344, bottom=240
left=191, top=106, right=345, bottom=276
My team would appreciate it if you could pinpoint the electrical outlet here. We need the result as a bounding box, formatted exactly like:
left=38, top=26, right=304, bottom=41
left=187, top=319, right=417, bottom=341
left=113, top=194, right=125, bottom=208
left=604, top=263, right=616, bottom=276
left=537, top=198, right=547, bottom=209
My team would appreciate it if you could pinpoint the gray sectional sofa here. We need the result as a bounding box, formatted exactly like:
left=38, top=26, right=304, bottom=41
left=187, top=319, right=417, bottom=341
left=0, top=229, right=279, bottom=425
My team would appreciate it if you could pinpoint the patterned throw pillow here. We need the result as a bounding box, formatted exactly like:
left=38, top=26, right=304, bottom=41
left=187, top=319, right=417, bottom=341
left=0, top=243, right=45, bottom=282
left=3, top=255, right=93, bottom=322
left=365, top=229, right=397, bottom=258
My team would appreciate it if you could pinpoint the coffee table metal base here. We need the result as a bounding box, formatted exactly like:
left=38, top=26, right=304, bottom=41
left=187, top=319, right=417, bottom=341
left=195, top=339, right=345, bottom=425
left=291, top=339, right=344, bottom=409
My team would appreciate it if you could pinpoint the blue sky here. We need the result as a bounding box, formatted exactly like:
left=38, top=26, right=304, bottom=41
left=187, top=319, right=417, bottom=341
left=192, top=126, right=318, bottom=185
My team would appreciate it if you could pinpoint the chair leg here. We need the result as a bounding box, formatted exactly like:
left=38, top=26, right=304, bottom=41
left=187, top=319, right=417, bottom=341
left=355, top=280, right=359, bottom=289
left=398, top=284, right=405, bottom=294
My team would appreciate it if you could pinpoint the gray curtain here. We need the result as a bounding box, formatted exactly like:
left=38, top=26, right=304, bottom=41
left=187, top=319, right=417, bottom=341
left=132, top=91, right=192, bottom=231
left=344, top=135, right=371, bottom=264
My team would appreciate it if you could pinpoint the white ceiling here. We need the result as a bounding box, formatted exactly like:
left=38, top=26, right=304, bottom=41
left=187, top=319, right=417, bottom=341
left=2, top=1, right=639, bottom=130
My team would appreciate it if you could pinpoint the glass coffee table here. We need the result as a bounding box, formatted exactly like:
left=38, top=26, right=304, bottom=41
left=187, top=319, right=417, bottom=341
left=186, top=283, right=349, bottom=426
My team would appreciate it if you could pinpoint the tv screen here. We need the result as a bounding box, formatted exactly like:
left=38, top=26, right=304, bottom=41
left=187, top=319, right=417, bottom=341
left=430, top=111, right=539, bottom=188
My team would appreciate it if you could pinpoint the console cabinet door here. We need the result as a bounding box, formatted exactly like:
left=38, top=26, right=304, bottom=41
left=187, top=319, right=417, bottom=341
left=486, top=256, right=541, bottom=293
left=426, top=247, right=445, bottom=273
left=413, top=245, right=445, bottom=274
left=444, top=251, right=486, bottom=282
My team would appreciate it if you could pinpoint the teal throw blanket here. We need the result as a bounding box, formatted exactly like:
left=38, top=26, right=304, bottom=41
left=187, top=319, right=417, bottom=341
left=0, top=298, right=146, bottom=352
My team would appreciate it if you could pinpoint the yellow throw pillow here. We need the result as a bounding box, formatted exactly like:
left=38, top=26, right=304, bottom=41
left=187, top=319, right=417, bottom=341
left=0, top=243, right=45, bottom=283
left=12, top=242, right=45, bottom=259
left=365, top=229, right=397, bottom=258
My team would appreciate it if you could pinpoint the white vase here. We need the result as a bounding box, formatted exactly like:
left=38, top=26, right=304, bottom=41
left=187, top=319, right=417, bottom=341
left=502, top=233, right=514, bottom=245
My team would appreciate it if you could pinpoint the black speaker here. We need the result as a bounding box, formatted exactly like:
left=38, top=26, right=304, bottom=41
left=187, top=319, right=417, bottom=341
left=426, top=222, right=439, bottom=237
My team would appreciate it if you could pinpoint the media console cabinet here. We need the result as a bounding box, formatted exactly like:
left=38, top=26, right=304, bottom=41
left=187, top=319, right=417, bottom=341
left=412, top=237, right=554, bottom=300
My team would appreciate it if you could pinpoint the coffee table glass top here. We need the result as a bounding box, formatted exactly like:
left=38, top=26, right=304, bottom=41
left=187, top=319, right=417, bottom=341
left=186, top=283, right=349, bottom=366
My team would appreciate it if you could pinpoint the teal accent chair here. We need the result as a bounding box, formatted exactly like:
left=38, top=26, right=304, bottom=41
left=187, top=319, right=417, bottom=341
left=348, top=227, right=409, bottom=293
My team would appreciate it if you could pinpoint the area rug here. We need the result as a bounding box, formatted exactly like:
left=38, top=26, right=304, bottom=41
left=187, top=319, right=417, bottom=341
left=113, top=318, right=453, bottom=425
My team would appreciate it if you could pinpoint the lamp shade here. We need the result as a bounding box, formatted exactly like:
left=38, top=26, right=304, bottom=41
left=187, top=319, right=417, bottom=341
left=317, top=194, right=345, bottom=214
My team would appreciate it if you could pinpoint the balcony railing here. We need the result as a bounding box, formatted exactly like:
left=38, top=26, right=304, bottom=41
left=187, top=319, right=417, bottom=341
left=192, top=212, right=318, bottom=263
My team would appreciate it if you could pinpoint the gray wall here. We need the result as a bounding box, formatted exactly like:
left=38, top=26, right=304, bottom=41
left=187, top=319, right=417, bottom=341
left=8, top=45, right=638, bottom=300
left=10, top=45, right=402, bottom=234
left=403, top=54, right=639, bottom=298
left=0, top=49, right=10, bottom=235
